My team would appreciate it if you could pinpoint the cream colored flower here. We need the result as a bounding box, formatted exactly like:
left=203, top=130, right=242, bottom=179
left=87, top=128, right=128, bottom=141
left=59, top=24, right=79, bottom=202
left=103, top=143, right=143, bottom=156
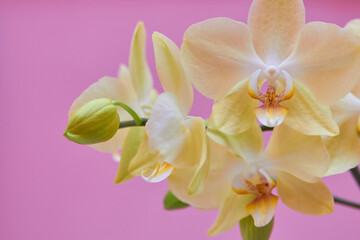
left=169, top=124, right=333, bottom=236
left=181, top=0, right=360, bottom=135
left=69, top=22, right=156, bottom=153
left=115, top=33, right=208, bottom=193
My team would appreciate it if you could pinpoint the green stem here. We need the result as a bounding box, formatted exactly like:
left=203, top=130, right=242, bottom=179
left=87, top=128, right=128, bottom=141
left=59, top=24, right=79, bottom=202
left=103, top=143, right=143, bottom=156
left=112, top=101, right=144, bottom=126
left=334, top=196, right=360, bottom=209
left=260, top=125, right=274, bottom=132
left=119, top=118, right=148, bottom=129
left=350, top=166, right=360, bottom=188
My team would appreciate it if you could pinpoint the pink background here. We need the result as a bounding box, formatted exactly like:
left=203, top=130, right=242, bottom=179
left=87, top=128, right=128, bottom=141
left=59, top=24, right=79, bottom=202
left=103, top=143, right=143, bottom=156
left=1, top=0, right=360, bottom=239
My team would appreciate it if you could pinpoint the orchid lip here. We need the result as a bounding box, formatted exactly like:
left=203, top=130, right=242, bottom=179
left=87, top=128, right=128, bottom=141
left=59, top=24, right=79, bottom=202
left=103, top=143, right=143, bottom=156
left=232, top=168, right=276, bottom=196
left=247, top=68, right=294, bottom=127
left=141, top=161, right=174, bottom=183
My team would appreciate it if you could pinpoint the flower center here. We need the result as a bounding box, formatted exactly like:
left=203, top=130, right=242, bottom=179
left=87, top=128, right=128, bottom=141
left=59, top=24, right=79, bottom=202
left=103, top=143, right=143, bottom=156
left=232, top=168, right=279, bottom=227
left=232, top=168, right=275, bottom=196
left=247, top=67, right=294, bottom=127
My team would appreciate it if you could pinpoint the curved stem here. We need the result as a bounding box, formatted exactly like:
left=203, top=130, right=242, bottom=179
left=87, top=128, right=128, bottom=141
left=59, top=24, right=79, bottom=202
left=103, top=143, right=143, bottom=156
left=119, top=118, right=148, bottom=129
left=334, top=196, right=360, bottom=209
left=350, top=166, right=360, bottom=189
left=112, top=101, right=144, bottom=126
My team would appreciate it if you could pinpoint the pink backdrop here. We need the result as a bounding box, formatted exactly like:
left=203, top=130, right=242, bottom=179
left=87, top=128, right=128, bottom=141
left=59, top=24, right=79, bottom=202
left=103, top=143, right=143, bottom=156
left=1, top=0, right=360, bottom=239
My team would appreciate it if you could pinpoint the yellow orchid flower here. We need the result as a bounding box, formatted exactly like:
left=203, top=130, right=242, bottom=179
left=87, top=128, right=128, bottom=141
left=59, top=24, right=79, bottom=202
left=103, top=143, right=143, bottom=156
left=68, top=22, right=156, bottom=153
left=169, top=124, right=333, bottom=236
left=181, top=0, right=360, bottom=135
left=115, top=32, right=208, bottom=192
left=324, top=19, right=360, bottom=176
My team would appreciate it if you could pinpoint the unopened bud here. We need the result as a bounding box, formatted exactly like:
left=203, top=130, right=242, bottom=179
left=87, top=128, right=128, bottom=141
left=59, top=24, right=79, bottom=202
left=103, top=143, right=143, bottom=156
left=63, top=98, right=120, bottom=144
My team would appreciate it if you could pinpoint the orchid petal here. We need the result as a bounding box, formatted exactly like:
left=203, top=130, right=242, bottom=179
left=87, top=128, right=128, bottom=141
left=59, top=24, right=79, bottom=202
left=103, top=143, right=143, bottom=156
left=325, top=117, right=360, bottom=176
left=129, top=22, right=153, bottom=102
left=346, top=19, right=360, bottom=37
left=181, top=17, right=265, bottom=100
left=114, top=127, right=145, bottom=184
left=331, top=93, right=360, bottom=125
left=345, top=19, right=360, bottom=98
left=275, top=170, right=334, bottom=215
left=207, top=123, right=263, bottom=160
left=265, top=124, right=330, bottom=182
left=183, top=118, right=209, bottom=195
left=153, top=32, right=193, bottom=116
left=246, top=194, right=278, bottom=227
left=128, top=135, right=158, bottom=176
left=208, top=79, right=258, bottom=134
left=281, top=80, right=339, bottom=136
left=248, top=0, right=305, bottom=65
left=145, top=93, right=187, bottom=164
left=207, top=191, right=256, bottom=236
left=280, top=22, right=360, bottom=105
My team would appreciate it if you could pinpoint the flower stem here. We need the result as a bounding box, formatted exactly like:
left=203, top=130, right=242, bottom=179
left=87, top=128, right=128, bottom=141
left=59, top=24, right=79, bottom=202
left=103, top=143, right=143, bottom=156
left=119, top=118, right=148, bottom=129
left=334, top=196, right=360, bottom=209
left=350, top=166, right=360, bottom=188
left=112, top=101, right=144, bottom=126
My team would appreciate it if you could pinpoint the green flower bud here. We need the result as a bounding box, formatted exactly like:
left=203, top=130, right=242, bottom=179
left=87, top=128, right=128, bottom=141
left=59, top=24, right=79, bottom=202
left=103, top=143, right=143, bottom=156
left=63, top=98, right=120, bottom=145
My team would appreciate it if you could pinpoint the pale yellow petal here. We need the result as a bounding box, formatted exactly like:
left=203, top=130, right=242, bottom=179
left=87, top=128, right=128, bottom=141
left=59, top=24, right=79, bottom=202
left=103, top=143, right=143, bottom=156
left=280, top=22, right=360, bottom=105
left=88, top=128, right=128, bottom=153
left=114, top=127, right=145, bottom=184
left=129, top=22, right=153, bottom=102
left=185, top=118, right=209, bottom=195
left=128, top=136, right=158, bottom=176
left=207, top=191, right=256, bottom=236
left=345, top=19, right=360, bottom=38
left=281, top=80, right=339, bottom=136
left=181, top=17, right=265, bottom=100
left=265, top=124, right=330, bottom=182
left=170, top=117, right=207, bottom=169
left=70, top=68, right=138, bottom=117
left=207, top=123, right=263, bottom=160
left=345, top=19, right=360, bottom=99
left=275, top=170, right=334, bottom=215
left=325, top=116, right=360, bottom=176
left=153, top=32, right=193, bottom=116
left=168, top=139, right=242, bottom=210
left=351, top=82, right=360, bottom=99
left=208, top=79, right=258, bottom=134
left=246, top=194, right=278, bottom=227
left=170, top=125, right=199, bottom=169
left=331, top=93, right=360, bottom=125
left=248, top=0, right=305, bottom=65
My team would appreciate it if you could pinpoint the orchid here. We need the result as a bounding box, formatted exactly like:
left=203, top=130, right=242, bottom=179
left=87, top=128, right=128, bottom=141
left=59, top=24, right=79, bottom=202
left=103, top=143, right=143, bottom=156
left=62, top=1, right=360, bottom=239
left=69, top=22, right=156, bottom=154
left=169, top=124, right=333, bottom=236
left=181, top=0, right=360, bottom=135
left=115, top=32, right=208, bottom=192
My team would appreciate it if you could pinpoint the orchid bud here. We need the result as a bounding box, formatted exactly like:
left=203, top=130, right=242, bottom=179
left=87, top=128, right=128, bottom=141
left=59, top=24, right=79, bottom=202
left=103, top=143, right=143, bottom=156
left=63, top=98, right=120, bottom=145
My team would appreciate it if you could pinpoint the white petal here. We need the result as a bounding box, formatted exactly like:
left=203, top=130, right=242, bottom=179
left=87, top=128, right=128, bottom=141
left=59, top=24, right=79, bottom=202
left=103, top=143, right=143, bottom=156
left=145, top=93, right=187, bottom=163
